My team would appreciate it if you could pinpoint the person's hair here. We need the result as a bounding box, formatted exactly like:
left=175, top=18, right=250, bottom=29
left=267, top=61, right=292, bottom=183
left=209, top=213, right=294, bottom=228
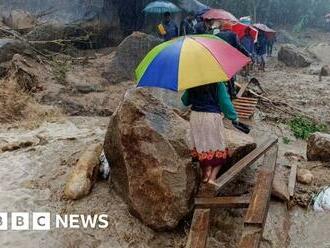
left=164, top=12, right=171, bottom=18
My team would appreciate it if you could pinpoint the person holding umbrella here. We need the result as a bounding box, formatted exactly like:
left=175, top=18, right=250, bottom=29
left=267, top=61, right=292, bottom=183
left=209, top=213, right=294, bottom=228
left=256, top=31, right=267, bottom=71
left=136, top=35, right=251, bottom=184
left=180, top=12, right=196, bottom=35
left=161, top=12, right=179, bottom=41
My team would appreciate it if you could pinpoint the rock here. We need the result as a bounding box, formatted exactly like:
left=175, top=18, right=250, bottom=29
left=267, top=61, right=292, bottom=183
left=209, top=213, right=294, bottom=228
left=260, top=201, right=290, bottom=248
left=104, top=87, right=198, bottom=230
left=3, top=10, right=36, bottom=32
left=278, top=44, right=312, bottom=67
left=272, top=166, right=290, bottom=202
left=308, top=43, right=330, bottom=64
left=64, top=144, right=102, bottom=200
left=104, top=87, right=256, bottom=230
left=103, top=32, right=162, bottom=83
left=297, top=169, right=314, bottom=185
left=284, top=152, right=305, bottom=162
left=307, top=132, right=330, bottom=162
left=0, top=39, right=27, bottom=63
left=319, top=65, right=330, bottom=81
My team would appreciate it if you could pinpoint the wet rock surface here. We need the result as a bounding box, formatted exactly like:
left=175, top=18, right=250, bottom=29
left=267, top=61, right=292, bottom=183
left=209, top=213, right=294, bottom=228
left=278, top=44, right=312, bottom=67
left=307, top=132, right=330, bottom=162
left=104, top=32, right=162, bottom=83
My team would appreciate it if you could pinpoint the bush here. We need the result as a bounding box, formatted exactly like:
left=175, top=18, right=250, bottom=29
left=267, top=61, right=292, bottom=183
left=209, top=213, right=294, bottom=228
left=289, top=116, right=328, bottom=140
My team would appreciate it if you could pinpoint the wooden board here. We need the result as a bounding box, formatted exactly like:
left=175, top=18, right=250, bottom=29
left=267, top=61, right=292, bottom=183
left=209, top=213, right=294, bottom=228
left=288, top=163, right=297, bottom=197
left=239, top=226, right=263, bottom=248
left=215, top=138, right=278, bottom=195
left=237, top=81, right=250, bottom=98
left=186, top=209, right=210, bottom=248
left=244, top=145, right=278, bottom=225
left=195, top=196, right=250, bottom=209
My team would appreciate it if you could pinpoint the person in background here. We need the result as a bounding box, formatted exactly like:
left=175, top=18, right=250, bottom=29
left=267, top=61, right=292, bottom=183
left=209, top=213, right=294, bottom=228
left=241, top=27, right=256, bottom=74
left=181, top=83, right=239, bottom=184
left=194, top=18, right=213, bottom=34
left=216, top=21, right=251, bottom=99
left=161, top=12, right=178, bottom=41
left=256, top=31, right=267, bottom=71
left=266, top=34, right=276, bottom=57
left=180, top=12, right=196, bottom=35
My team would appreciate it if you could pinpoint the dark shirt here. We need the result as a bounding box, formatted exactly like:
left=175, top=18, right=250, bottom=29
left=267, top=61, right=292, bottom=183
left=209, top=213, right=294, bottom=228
left=181, top=18, right=195, bottom=35
left=195, top=21, right=208, bottom=34
left=181, top=83, right=238, bottom=121
left=256, top=34, right=267, bottom=55
left=216, top=30, right=250, bottom=57
left=163, top=20, right=178, bottom=41
left=241, top=35, right=255, bottom=54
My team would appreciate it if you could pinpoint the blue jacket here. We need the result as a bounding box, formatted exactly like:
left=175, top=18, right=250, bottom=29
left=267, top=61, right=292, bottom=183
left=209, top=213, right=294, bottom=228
left=181, top=83, right=238, bottom=121
left=216, top=31, right=250, bottom=57
left=163, top=20, right=178, bottom=41
left=241, top=35, right=255, bottom=54
left=256, top=34, right=267, bottom=55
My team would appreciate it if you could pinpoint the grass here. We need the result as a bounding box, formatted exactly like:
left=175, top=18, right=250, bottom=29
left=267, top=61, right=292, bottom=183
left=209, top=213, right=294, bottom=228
left=283, top=137, right=291, bottom=144
left=289, top=116, right=328, bottom=140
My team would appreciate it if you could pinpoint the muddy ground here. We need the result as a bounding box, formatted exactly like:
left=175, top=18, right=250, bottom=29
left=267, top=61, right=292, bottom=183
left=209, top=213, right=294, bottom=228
left=0, top=29, right=330, bottom=247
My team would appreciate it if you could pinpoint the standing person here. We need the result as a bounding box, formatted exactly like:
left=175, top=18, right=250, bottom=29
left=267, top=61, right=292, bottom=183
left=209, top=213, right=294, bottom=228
left=256, top=31, right=267, bottom=71
left=216, top=22, right=251, bottom=99
left=180, top=13, right=196, bottom=35
left=266, top=34, right=276, bottom=57
left=194, top=18, right=213, bottom=34
left=181, top=83, right=239, bottom=184
left=160, top=12, right=178, bottom=41
left=241, top=27, right=256, bottom=74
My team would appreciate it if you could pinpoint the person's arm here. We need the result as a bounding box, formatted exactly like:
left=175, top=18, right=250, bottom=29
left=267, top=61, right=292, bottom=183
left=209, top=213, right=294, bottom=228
left=217, top=83, right=238, bottom=121
left=181, top=90, right=190, bottom=106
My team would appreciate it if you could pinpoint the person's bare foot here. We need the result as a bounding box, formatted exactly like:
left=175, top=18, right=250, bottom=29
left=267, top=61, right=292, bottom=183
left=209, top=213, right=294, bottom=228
left=202, top=166, right=212, bottom=183
left=209, top=165, right=222, bottom=182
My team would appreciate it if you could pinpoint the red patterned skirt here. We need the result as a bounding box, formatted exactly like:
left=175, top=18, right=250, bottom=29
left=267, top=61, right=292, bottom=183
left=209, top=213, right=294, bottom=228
left=188, top=111, right=229, bottom=167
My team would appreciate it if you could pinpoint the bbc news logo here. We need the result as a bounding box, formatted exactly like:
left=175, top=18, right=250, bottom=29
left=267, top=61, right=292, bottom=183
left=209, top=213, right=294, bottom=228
left=0, top=212, right=109, bottom=230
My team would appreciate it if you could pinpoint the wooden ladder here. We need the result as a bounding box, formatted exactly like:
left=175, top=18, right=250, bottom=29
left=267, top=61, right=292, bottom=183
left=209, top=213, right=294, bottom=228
left=186, top=138, right=278, bottom=248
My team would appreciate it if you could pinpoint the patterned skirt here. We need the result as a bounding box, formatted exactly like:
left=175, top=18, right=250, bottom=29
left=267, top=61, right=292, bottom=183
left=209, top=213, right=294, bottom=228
left=188, top=111, right=229, bottom=167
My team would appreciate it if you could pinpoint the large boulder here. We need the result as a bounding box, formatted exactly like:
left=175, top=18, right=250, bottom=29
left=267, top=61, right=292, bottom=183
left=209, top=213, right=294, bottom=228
left=0, top=39, right=27, bottom=63
left=307, top=132, right=330, bottom=162
left=3, top=10, right=36, bottom=32
left=103, top=32, right=162, bottom=83
left=104, top=87, right=256, bottom=230
left=278, top=44, right=312, bottom=67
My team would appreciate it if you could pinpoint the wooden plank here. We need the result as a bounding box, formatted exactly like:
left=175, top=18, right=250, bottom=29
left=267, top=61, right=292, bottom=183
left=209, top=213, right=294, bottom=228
left=233, top=102, right=257, bottom=107
left=235, top=99, right=258, bottom=104
left=195, top=195, right=250, bottom=209
left=215, top=138, right=278, bottom=195
left=237, top=81, right=250, bottom=98
left=244, top=145, right=278, bottom=225
left=239, top=96, right=259, bottom=102
left=186, top=209, right=210, bottom=248
left=288, top=163, right=297, bottom=197
left=234, top=105, right=256, bottom=111
left=239, top=226, right=263, bottom=248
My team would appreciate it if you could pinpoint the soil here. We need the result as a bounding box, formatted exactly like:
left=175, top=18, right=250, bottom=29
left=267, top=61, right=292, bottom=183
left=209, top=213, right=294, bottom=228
left=0, top=29, right=329, bottom=247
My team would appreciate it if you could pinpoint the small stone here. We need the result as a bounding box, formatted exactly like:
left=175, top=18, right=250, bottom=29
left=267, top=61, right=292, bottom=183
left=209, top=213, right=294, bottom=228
left=297, top=169, right=314, bottom=185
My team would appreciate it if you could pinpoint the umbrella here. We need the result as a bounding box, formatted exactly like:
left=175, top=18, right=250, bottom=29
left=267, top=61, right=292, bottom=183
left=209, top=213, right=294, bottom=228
left=143, top=1, right=181, bottom=14
left=231, top=22, right=258, bottom=42
left=136, top=35, right=250, bottom=91
left=179, top=0, right=210, bottom=14
left=202, top=9, right=239, bottom=22
left=253, top=23, right=276, bottom=33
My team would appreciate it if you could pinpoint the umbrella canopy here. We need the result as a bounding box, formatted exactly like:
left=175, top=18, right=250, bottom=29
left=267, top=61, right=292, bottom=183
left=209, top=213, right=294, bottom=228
left=179, top=0, right=210, bottom=14
left=143, top=1, right=181, bottom=14
left=136, top=35, right=250, bottom=91
left=232, top=22, right=258, bottom=42
left=202, top=9, right=239, bottom=22
left=253, top=23, right=276, bottom=33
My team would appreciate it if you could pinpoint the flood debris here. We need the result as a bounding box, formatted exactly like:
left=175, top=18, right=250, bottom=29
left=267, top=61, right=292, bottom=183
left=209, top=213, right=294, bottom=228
left=64, top=143, right=103, bottom=200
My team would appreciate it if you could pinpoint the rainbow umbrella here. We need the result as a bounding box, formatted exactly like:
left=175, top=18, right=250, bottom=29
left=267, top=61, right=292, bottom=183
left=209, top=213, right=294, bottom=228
left=136, top=35, right=250, bottom=91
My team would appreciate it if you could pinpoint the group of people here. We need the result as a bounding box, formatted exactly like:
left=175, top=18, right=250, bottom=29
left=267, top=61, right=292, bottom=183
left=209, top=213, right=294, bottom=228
left=158, top=11, right=277, bottom=184
left=159, top=12, right=276, bottom=72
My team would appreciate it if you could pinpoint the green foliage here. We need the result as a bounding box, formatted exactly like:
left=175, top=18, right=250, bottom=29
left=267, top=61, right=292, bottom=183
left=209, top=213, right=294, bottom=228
left=282, top=137, right=291, bottom=144
left=288, top=116, right=328, bottom=140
